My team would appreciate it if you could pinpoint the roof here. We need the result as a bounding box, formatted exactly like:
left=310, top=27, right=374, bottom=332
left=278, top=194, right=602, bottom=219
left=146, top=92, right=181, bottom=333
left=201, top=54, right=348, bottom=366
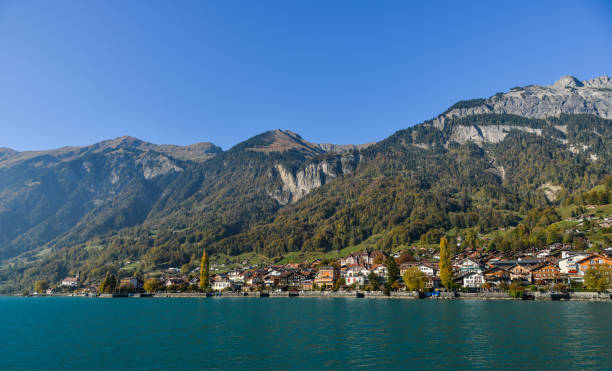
left=575, top=254, right=608, bottom=265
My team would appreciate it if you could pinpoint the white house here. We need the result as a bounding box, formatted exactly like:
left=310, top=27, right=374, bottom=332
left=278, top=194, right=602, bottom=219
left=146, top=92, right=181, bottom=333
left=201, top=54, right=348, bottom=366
left=61, top=273, right=79, bottom=287
left=228, top=270, right=244, bottom=283
left=418, top=262, right=439, bottom=277
left=212, top=275, right=232, bottom=291
left=370, top=265, right=388, bottom=279
left=558, top=253, right=591, bottom=274
left=345, top=265, right=369, bottom=286
left=461, top=272, right=485, bottom=288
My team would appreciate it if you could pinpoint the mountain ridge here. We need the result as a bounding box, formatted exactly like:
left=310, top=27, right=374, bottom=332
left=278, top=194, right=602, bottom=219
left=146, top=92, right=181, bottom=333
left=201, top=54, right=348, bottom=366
left=0, top=74, right=610, bottom=291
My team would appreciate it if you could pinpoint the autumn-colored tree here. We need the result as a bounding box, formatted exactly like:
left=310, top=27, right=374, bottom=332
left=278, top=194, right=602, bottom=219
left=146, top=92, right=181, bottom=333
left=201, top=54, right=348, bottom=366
left=143, top=278, right=161, bottom=293
left=439, top=236, right=453, bottom=290
left=199, top=249, right=210, bottom=290
left=584, top=265, right=612, bottom=292
left=403, top=267, right=427, bottom=292
left=34, top=280, right=48, bottom=293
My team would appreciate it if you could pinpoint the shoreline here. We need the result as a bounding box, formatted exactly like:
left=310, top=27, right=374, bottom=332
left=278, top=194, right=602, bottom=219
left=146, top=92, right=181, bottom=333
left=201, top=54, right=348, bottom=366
left=8, top=291, right=612, bottom=302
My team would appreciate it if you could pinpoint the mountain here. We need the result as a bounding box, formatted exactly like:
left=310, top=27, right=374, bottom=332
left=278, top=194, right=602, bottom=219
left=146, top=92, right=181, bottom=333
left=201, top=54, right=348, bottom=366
left=1, top=75, right=610, bottom=291
left=0, top=131, right=367, bottom=261
left=434, top=75, right=612, bottom=125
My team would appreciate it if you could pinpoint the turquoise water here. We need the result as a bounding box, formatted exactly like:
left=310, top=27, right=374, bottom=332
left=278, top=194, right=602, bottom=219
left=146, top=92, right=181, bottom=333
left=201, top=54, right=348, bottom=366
left=1, top=297, right=611, bottom=370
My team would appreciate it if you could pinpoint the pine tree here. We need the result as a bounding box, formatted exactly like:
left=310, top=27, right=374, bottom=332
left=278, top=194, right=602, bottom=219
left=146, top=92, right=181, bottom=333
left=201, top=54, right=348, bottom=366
left=199, top=249, right=210, bottom=290
left=439, top=236, right=453, bottom=290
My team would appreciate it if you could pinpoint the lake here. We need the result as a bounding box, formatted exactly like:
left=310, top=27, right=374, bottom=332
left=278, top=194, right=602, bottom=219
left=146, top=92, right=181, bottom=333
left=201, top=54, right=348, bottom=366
left=0, top=297, right=610, bottom=370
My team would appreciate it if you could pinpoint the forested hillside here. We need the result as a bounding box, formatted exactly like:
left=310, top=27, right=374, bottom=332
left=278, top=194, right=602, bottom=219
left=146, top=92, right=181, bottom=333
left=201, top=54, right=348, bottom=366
left=1, top=76, right=611, bottom=292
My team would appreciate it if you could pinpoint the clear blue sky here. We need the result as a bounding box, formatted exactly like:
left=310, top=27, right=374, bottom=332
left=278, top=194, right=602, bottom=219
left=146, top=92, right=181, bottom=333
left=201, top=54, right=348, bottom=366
left=1, top=1, right=611, bottom=151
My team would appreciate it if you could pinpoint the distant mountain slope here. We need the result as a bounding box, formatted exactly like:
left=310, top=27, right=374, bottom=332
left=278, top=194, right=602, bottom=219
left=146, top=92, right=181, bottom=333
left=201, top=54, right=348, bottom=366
left=0, top=75, right=610, bottom=291
left=433, top=75, right=612, bottom=127
left=0, top=139, right=194, bottom=259
left=0, top=131, right=367, bottom=262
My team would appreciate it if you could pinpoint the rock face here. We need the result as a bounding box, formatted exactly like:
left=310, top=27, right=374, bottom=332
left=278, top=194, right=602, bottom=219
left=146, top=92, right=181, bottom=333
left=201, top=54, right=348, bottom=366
left=448, top=125, right=542, bottom=145
left=272, top=153, right=360, bottom=204
left=432, top=75, right=612, bottom=130
left=418, top=75, right=612, bottom=147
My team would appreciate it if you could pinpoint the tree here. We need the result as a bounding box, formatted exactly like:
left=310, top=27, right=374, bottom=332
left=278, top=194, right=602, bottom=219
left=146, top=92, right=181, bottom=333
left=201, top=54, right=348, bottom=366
left=584, top=265, right=612, bottom=292
left=181, top=264, right=191, bottom=274
left=333, top=277, right=346, bottom=291
left=98, top=273, right=117, bottom=294
left=34, top=280, right=48, bottom=293
left=368, top=272, right=380, bottom=291
left=143, top=278, right=161, bottom=293
left=508, top=280, right=524, bottom=298
left=199, top=249, right=210, bottom=290
left=385, top=256, right=400, bottom=288
left=439, top=236, right=453, bottom=290
left=403, top=267, right=427, bottom=292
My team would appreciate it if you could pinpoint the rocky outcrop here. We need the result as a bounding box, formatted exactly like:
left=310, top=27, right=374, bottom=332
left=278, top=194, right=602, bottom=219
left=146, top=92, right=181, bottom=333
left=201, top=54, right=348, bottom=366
left=315, top=142, right=375, bottom=153
left=271, top=153, right=360, bottom=204
left=448, top=124, right=542, bottom=145
left=432, top=75, right=612, bottom=130
left=136, top=153, right=183, bottom=180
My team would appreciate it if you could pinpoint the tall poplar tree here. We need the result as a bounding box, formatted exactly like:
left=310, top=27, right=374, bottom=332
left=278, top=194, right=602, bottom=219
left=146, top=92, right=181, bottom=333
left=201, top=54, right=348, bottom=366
left=199, top=249, right=210, bottom=290
left=439, top=236, right=453, bottom=290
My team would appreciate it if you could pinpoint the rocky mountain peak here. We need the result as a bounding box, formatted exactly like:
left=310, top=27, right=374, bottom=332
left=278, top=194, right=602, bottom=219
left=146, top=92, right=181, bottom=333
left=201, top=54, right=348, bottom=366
left=583, top=75, right=612, bottom=89
left=431, top=74, right=612, bottom=131
left=553, top=75, right=583, bottom=89
left=0, top=148, right=18, bottom=162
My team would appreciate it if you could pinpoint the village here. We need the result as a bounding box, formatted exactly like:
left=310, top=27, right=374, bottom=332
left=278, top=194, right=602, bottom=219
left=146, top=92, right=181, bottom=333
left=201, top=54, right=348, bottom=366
left=42, top=241, right=612, bottom=300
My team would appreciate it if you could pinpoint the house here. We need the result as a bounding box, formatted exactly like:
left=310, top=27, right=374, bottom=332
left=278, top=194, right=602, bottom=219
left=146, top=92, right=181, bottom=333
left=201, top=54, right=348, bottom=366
left=302, top=279, right=313, bottom=291
left=314, top=266, right=338, bottom=288
left=228, top=270, right=245, bottom=283
left=340, top=254, right=359, bottom=266
left=483, top=267, right=510, bottom=285
left=531, top=263, right=560, bottom=283
left=558, top=253, right=591, bottom=274
left=508, top=264, right=532, bottom=282
left=345, top=265, right=369, bottom=287
left=245, top=272, right=264, bottom=288
left=263, top=274, right=275, bottom=287
left=490, top=259, right=542, bottom=270
left=576, top=254, right=612, bottom=276
left=60, top=273, right=79, bottom=287
left=119, top=277, right=143, bottom=290
left=457, top=258, right=484, bottom=274
left=212, top=274, right=232, bottom=291
left=458, top=272, right=485, bottom=288
left=164, top=277, right=184, bottom=287
left=370, top=264, right=388, bottom=280
left=278, top=271, right=304, bottom=288
left=418, top=262, right=439, bottom=277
